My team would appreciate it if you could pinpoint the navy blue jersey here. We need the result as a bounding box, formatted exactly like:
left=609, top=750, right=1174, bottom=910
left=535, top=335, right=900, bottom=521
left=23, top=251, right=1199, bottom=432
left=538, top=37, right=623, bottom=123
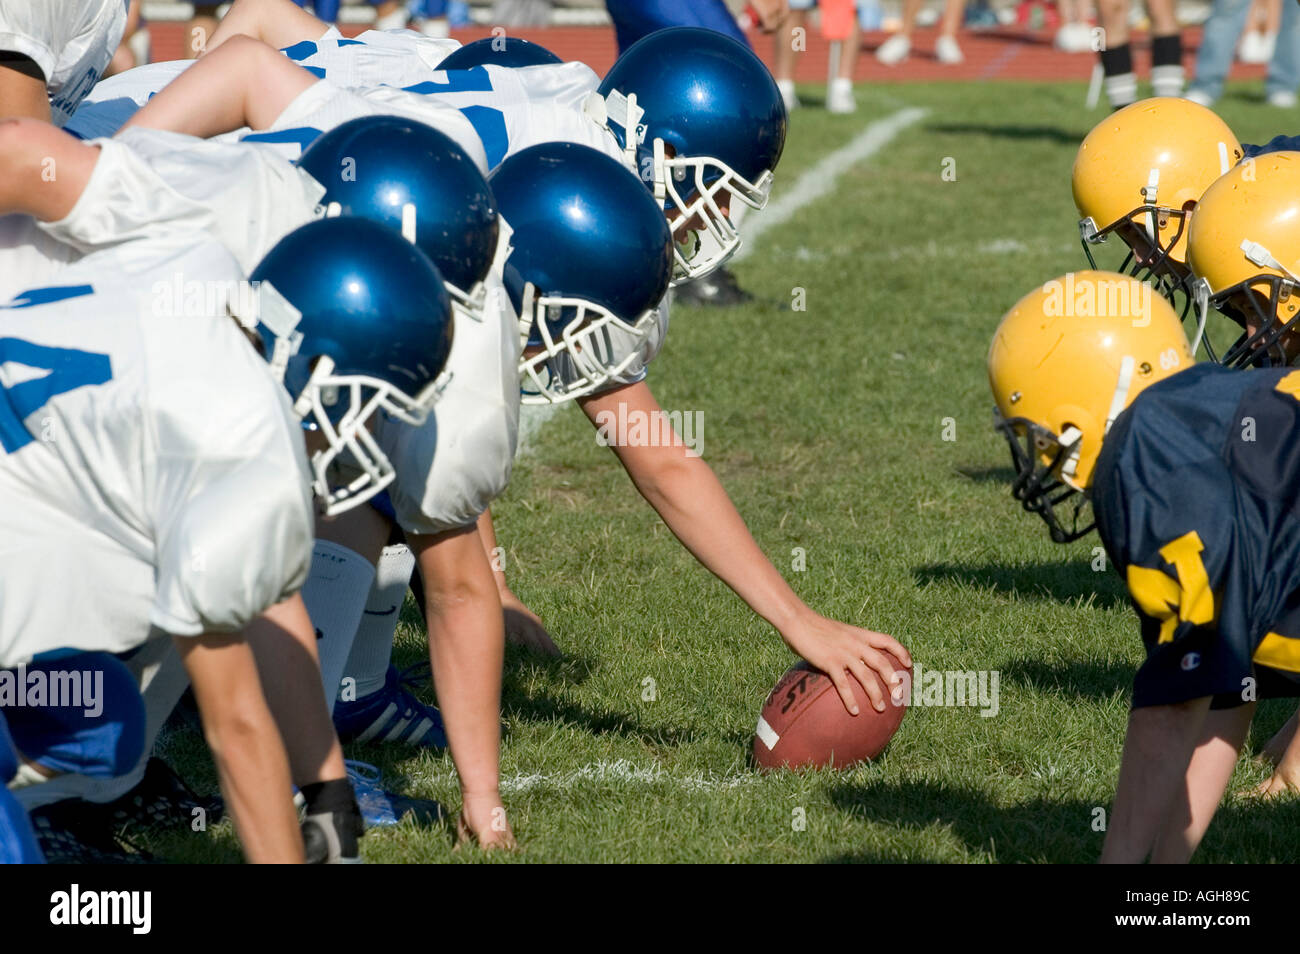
left=1242, top=134, right=1300, bottom=159
left=1093, top=362, right=1300, bottom=707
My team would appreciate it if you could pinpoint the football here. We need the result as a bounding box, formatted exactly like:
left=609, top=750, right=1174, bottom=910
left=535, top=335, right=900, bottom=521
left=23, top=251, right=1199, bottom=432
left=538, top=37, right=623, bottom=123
left=753, top=655, right=910, bottom=771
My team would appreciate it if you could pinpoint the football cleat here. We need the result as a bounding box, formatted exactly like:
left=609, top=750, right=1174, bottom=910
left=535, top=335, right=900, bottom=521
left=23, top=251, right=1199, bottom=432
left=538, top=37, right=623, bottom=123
left=334, top=664, right=448, bottom=750
left=99, top=757, right=224, bottom=836
left=28, top=799, right=155, bottom=864
left=344, top=760, right=444, bottom=829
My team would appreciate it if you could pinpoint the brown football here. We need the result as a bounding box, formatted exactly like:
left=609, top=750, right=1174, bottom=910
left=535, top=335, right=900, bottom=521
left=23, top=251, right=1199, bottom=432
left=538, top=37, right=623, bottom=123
left=753, top=654, right=910, bottom=771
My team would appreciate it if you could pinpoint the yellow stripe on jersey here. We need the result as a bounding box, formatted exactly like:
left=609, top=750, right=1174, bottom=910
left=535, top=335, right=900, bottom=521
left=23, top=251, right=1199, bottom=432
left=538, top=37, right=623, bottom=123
left=1255, top=632, right=1300, bottom=673
left=1125, top=531, right=1215, bottom=644
left=1276, top=370, right=1300, bottom=400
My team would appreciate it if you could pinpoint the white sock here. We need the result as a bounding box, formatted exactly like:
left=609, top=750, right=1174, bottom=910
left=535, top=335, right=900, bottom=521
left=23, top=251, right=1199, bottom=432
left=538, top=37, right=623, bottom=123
left=340, top=544, right=416, bottom=702
left=1151, top=64, right=1185, bottom=98
left=302, top=540, right=378, bottom=716
left=15, top=639, right=190, bottom=810
left=1104, top=71, right=1139, bottom=109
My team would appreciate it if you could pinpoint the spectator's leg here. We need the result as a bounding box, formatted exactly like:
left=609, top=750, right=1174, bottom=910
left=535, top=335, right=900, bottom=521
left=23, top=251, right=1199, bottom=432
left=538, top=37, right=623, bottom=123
left=1095, top=0, right=1137, bottom=107
left=1185, top=0, right=1253, bottom=104
left=1265, top=0, right=1300, bottom=103
left=1147, top=0, right=1185, bottom=98
left=936, top=0, right=965, bottom=62
left=775, top=6, right=809, bottom=110
left=877, top=0, right=921, bottom=64
left=186, top=4, right=222, bottom=57
left=0, top=53, right=49, bottom=123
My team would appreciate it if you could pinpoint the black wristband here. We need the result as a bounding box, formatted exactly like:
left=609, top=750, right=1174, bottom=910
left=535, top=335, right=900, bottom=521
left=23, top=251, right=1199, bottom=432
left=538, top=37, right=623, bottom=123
left=301, top=777, right=358, bottom=816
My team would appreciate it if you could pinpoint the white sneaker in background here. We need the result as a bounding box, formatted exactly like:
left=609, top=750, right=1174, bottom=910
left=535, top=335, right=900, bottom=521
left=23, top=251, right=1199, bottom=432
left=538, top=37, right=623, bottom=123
left=777, top=78, right=799, bottom=112
left=1184, top=88, right=1216, bottom=107
left=1054, top=22, right=1094, bottom=53
left=876, top=33, right=911, bottom=65
left=827, top=77, right=857, bottom=114
left=1267, top=89, right=1298, bottom=108
left=374, top=7, right=409, bottom=30
left=935, top=35, right=964, bottom=64
left=415, top=17, right=450, bottom=38
left=1238, top=30, right=1269, bottom=64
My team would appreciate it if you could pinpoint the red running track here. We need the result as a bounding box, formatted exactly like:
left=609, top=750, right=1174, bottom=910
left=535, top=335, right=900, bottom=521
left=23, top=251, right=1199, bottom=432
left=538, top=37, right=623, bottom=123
left=145, top=22, right=1255, bottom=85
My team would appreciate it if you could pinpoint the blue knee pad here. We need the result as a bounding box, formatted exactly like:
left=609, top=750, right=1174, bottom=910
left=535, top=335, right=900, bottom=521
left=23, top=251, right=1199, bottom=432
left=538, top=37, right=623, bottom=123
left=0, top=713, right=43, bottom=863
left=1, top=652, right=145, bottom=780
left=604, top=0, right=750, bottom=53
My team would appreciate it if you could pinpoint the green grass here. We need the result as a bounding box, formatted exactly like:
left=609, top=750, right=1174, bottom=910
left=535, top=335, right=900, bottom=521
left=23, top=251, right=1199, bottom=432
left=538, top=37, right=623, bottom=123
left=156, top=80, right=1300, bottom=863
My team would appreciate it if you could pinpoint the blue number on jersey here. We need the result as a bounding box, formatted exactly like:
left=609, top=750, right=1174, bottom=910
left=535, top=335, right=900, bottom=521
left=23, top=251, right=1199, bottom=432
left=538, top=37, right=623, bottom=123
left=404, top=68, right=509, bottom=168
left=240, top=126, right=326, bottom=155
left=0, top=335, right=113, bottom=454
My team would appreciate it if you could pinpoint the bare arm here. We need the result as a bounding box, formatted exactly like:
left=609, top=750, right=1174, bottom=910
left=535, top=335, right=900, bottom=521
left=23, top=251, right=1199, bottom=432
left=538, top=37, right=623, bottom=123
left=123, top=35, right=317, bottom=138
left=175, top=630, right=304, bottom=863
left=409, top=524, right=515, bottom=848
left=0, top=57, right=51, bottom=122
left=579, top=380, right=910, bottom=714
left=1101, top=695, right=1211, bottom=863
left=243, top=592, right=347, bottom=790
left=0, top=118, right=98, bottom=220
left=477, top=507, right=560, bottom=656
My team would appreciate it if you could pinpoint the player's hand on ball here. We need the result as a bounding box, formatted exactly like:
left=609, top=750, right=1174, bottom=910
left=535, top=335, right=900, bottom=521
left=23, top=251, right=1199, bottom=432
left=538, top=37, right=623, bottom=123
left=501, top=590, right=561, bottom=656
left=781, top=610, right=911, bottom=715
left=456, top=790, right=517, bottom=851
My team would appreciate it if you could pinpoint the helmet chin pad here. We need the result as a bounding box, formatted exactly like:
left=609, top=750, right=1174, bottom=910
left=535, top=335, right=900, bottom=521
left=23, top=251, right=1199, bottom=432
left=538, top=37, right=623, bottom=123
left=518, top=284, right=657, bottom=405
left=659, top=146, right=773, bottom=285
left=293, top=356, right=443, bottom=515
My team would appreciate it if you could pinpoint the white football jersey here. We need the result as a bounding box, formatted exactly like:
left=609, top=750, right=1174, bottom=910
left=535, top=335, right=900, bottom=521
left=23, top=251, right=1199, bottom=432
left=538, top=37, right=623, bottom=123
left=280, top=26, right=460, bottom=87
left=64, top=58, right=190, bottom=139
left=0, top=214, right=81, bottom=305
left=34, top=127, right=324, bottom=275
left=403, top=62, right=626, bottom=170
left=0, top=0, right=127, bottom=125
left=378, top=275, right=520, bottom=535
left=0, top=238, right=313, bottom=668
left=230, top=79, right=490, bottom=172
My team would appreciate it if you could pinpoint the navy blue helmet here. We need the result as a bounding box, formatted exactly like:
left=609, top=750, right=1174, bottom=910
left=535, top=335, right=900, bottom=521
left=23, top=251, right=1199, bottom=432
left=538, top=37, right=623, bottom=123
left=298, top=114, right=499, bottom=319
left=596, top=27, right=787, bottom=282
left=248, top=217, right=454, bottom=514
left=435, top=36, right=562, bottom=70
left=489, top=141, right=673, bottom=404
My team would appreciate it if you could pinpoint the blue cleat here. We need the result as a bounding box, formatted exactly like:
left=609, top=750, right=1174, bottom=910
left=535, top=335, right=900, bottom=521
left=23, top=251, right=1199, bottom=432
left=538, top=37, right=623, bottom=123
left=334, top=664, right=447, bottom=750
left=345, top=760, right=443, bottom=829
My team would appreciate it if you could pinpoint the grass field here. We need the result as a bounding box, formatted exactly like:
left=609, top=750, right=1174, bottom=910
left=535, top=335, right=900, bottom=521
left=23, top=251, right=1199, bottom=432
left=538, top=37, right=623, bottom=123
left=156, top=80, right=1300, bottom=863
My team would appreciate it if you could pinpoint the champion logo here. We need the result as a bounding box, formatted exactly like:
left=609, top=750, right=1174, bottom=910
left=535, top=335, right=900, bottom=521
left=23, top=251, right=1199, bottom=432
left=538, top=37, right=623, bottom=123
left=1181, top=652, right=1201, bottom=671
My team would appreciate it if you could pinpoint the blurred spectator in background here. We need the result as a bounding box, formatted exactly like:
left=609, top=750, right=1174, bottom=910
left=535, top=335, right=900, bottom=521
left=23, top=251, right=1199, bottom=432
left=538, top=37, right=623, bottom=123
left=106, top=0, right=149, bottom=76
left=491, top=0, right=552, bottom=27
left=1239, top=0, right=1280, bottom=63
left=775, top=1, right=861, bottom=113
left=875, top=0, right=966, bottom=65
left=1055, top=0, right=1096, bottom=52
left=187, top=3, right=222, bottom=56
left=1094, top=0, right=1182, bottom=107
left=605, top=0, right=787, bottom=53
left=1186, top=0, right=1300, bottom=107
left=292, top=1, right=457, bottom=34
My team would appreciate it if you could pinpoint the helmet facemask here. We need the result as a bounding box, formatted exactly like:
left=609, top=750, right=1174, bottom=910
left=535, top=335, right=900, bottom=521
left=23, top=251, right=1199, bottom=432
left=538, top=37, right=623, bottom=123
left=242, top=280, right=448, bottom=516
left=994, top=411, right=1096, bottom=544
left=517, top=282, right=658, bottom=405
left=656, top=138, right=774, bottom=284
left=1199, top=273, right=1300, bottom=369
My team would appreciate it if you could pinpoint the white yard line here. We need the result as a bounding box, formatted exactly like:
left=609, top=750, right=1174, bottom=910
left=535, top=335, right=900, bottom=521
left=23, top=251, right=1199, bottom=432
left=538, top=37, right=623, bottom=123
left=516, top=106, right=929, bottom=455
left=426, top=759, right=763, bottom=793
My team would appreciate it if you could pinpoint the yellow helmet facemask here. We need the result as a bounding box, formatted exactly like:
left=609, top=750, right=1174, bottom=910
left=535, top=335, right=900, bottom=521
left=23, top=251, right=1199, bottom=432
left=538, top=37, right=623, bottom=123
left=1072, top=98, right=1242, bottom=335
left=1187, top=151, right=1300, bottom=369
left=988, top=271, right=1195, bottom=542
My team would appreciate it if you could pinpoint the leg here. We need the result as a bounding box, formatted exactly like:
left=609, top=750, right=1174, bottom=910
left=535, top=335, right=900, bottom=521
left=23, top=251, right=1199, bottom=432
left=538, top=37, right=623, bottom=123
left=0, top=119, right=98, bottom=221
left=186, top=4, right=222, bottom=58
left=1257, top=703, right=1300, bottom=795
left=1187, top=0, right=1254, bottom=103
left=1150, top=702, right=1254, bottom=863
left=1265, top=0, right=1300, bottom=100
left=205, top=0, right=329, bottom=55
left=123, top=35, right=318, bottom=138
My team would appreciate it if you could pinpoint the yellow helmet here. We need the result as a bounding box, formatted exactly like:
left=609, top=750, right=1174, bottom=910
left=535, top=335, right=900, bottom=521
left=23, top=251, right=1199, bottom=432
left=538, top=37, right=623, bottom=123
left=1186, top=150, right=1300, bottom=368
left=1073, top=98, right=1242, bottom=281
left=988, top=270, right=1194, bottom=541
